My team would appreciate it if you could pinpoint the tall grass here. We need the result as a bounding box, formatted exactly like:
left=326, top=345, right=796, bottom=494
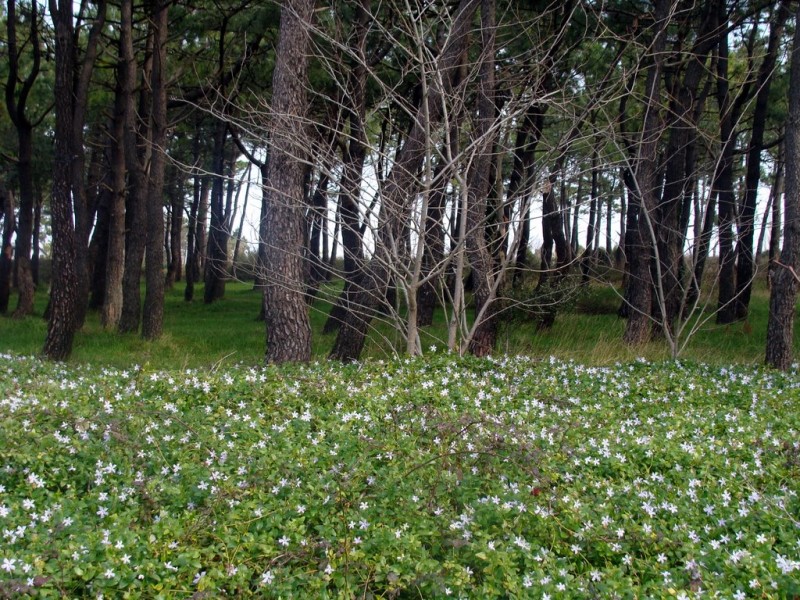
left=0, top=276, right=792, bottom=368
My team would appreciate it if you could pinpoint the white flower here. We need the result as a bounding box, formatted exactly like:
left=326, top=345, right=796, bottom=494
left=260, top=570, right=274, bottom=585
left=1, top=558, right=16, bottom=572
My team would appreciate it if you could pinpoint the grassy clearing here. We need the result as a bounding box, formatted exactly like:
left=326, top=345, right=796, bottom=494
left=0, top=276, right=792, bottom=369
left=1, top=354, right=799, bottom=598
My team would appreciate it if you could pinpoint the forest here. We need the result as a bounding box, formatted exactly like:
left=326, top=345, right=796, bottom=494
left=1, top=0, right=799, bottom=368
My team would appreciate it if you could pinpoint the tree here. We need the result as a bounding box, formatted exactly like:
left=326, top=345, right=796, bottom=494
left=5, top=0, right=43, bottom=318
left=765, top=1, right=800, bottom=370
left=261, top=0, right=315, bottom=363
left=141, top=0, right=168, bottom=340
left=42, top=0, right=80, bottom=359
left=101, top=0, right=135, bottom=329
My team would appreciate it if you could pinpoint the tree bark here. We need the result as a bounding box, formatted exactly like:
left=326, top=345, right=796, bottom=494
left=141, top=0, right=168, bottom=340
left=765, top=2, right=800, bottom=370
left=6, top=0, right=41, bottom=318
left=70, top=0, right=107, bottom=331
left=0, top=186, right=15, bottom=315
left=623, top=0, right=669, bottom=345
left=102, top=0, right=134, bottom=328
left=204, top=119, right=230, bottom=303
left=166, top=166, right=185, bottom=288
left=119, top=23, right=153, bottom=334
left=261, top=0, right=315, bottom=363
left=464, top=0, right=498, bottom=356
left=43, top=0, right=79, bottom=359
left=734, top=1, right=788, bottom=320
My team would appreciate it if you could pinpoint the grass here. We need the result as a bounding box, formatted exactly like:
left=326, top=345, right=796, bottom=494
left=0, top=274, right=794, bottom=369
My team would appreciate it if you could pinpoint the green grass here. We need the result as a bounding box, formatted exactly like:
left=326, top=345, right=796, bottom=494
left=0, top=276, right=794, bottom=368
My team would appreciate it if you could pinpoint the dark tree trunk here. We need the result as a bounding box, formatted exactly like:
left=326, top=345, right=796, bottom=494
left=306, top=171, right=329, bottom=298
left=623, top=0, right=669, bottom=345
left=537, top=169, right=573, bottom=329
left=43, top=0, right=79, bottom=359
left=464, top=0, right=498, bottom=356
left=141, top=0, right=168, bottom=340
left=510, top=106, right=544, bottom=285
left=184, top=133, right=203, bottom=301
left=204, top=120, right=229, bottom=303
left=166, top=167, right=185, bottom=288
left=766, top=3, right=800, bottom=370
left=102, top=0, right=134, bottom=327
left=734, top=2, right=788, bottom=320
left=618, top=170, right=638, bottom=317
left=756, top=153, right=781, bottom=260
left=323, top=0, right=371, bottom=334
left=31, top=189, right=41, bottom=286
left=70, top=2, right=107, bottom=331
left=186, top=175, right=210, bottom=302
left=0, top=186, right=15, bottom=314
left=231, top=163, right=252, bottom=280
left=119, top=27, right=153, bottom=334
left=261, top=0, right=315, bottom=363
left=769, top=153, right=783, bottom=267
left=6, top=0, right=42, bottom=318
left=88, top=176, right=111, bottom=310
left=417, top=157, right=452, bottom=327
left=655, top=0, right=719, bottom=334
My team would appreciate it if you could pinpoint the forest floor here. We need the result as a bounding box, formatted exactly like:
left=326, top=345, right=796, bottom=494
left=0, top=273, right=789, bottom=368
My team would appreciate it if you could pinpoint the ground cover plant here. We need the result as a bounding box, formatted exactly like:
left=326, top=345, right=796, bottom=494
left=1, top=352, right=799, bottom=598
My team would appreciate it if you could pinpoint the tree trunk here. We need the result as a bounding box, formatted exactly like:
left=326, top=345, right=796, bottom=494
left=655, top=0, right=718, bottom=334
left=166, top=166, right=185, bottom=288
left=119, top=25, right=153, bottom=334
left=29, top=190, right=40, bottom=286
left=204, top=119, right=229, bottom=303
left=141, top=0, right=168, bottom=340
left=6, top=0, right=42, bottom=318
left=88, top=174, right=111, bottom=310
left=0, top=186, right=15, bottom=314
left=623, top=0, right=669, bottom=345
left=734, top=2, right=788, bottom=320
left=463, top=0, right=498, bottom=356
left=43, top=0, right=79, bottom=359
left=261, top=0, right=315, bottom=363
left=766, top=3, right=800, bottom=369
left=323, top=0, right=371, bottom=334
left=70, top=2, right=107, bottom=331
left=102, top=0, right=134, bottom=328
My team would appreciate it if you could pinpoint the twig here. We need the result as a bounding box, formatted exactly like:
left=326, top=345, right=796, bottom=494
left=772, top=259, right=800, bottom=284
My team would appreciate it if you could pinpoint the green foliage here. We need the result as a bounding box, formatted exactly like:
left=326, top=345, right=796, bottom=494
left=0, top=354, right=799, bottom=597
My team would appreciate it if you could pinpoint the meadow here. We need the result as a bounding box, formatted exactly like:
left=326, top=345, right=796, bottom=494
left=1, top=277, right=799, bottom=597
left=1, top=353, right=799, bottom=598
